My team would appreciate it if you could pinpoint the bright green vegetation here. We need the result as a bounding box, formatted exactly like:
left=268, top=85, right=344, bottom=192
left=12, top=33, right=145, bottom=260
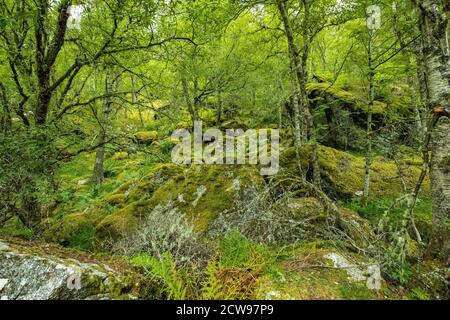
left=0, top=0, right=448, bottom=301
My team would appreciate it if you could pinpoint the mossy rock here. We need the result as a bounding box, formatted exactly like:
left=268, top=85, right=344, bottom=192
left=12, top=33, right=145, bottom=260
left=103, top=194, right=127, bottom=207
left=288, top=197, right=327, bottom=222
left=280, top=145, right=429, bottom=201
left=288, top=197, right=375, bottom=248
left=94, top=164, right=183, bottom=241
left=42, top=208, right=108, bottom=249
left=254, top=243, right=397, bottom=300
left=307, top=82, right=389, bottom=116
left=133, top=131, right=158, bottom=145
left=338, top=208, right=376, bottom=248
left=148, top=165, right=265, bottom=232
left=111, top=152, right=129, bottom=161
left=94, top=164, right=265, bottom=242
left=95, top=203, right=142, bottom=241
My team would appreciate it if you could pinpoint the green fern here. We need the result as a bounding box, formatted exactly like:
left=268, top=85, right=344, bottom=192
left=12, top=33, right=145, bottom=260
left=130, top=252, right=186, bottom=300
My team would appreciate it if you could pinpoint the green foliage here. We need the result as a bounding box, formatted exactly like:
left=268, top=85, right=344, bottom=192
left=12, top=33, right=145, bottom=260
left=0, top=225, right=34, bottom=239
left=67, top=224, right=96, bottom=251
left=130, top=252, right=189, bottom=300
left=345, top=197, right=432, bottom=224
left=388, top=262, right=413, bottom=285
left=0, top=129, right=59, bottom=228
left=409, top=288, right=432, bottom=300
left=200, top=258, right=224, bottom=300
left=218, top=231, right=254, bottom=268
left=217, top=231, right=277, bottom=269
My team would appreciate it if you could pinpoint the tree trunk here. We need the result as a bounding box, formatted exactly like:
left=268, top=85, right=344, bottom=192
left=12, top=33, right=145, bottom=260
left=363, top=28, right=376, bottom=201
left=392, top=1, right=424, bottom=138
left=216, top=89, right=223, bottom=125
left=132, top=75, right=144, bottom=128
left=300, top=0, right=320, bottom=189
left=429, top=118, right=450, bottom=260
left=0, top=83, right=12, bottom=133
left=34, top=0, right=71, bottom=126
left=415, top=0, right=450, bottom=261
left=181, top=70, right=199, bottom=126
left=93, top=72, right=113, bottom=186
left=276, top=0, right=309, bottom=147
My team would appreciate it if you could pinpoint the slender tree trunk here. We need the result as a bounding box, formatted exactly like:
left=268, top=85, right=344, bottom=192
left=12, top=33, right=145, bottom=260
left=93, top=72, right=113, bottom=186
left=0, top=84, right=12, bottom=133
left=276, top=0, right=309, bottom=147
left=132, top=75, right=144, bottom=128
left=363, top=30, right=375, bottom=201
left=392, top=1, right=424, bottom=137
left=301, top=0, right=320, bottom=189
left=216, top=89, right=223, bottom=125
left=429, top=117, right=450, bottom=259
left=181, top=70, right=199, bottom=126
left=415, top=0, right=450, bottom=261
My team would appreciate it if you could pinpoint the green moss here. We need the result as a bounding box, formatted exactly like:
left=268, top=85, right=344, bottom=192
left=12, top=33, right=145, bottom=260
left=103, top=194, right=127, bottom=207
left=95, top=203, right=141, bottom=241
left=339, top=207, right=376, bottom=247
left=67, top=224, right=96, bottom=251
left=147, top=165, right=265, bottom=232
left=307, top=82, right=361, bottom=105
left=280, top=145, right=430, bottom=200
left=289, top=197, right=326, bottom=221
left=134, top=131, right=159, bottom=145
left=111, top=152, right=129, bottom=161
left=307, top=82, right=409, bottom=116
left=42, top=209, right=108, bottom=247
left=339, top=282, right=375, bottom=300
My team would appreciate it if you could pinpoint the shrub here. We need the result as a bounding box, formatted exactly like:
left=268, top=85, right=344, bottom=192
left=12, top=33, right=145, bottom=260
left=114, top=201, right=211, bottom=268
left=209, top=186, right=310, bottom=245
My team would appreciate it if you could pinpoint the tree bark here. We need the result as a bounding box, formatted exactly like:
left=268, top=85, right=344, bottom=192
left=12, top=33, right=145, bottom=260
left=415, top=0, right=450, bottom=261
left=429, top=117, right=450, bottom=260
left=275, top=0, right=310, bottom=147
left=363, top=31, right=375, bottom=200
left=93, top=72, right=113, bottom=186
left=181, top=69, right=199, bottom=126
left=34, top=0, right=71, bottom=125
left=132, top=75, right=144, bottom=128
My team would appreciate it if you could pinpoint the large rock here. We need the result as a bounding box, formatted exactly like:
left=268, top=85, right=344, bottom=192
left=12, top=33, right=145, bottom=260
left=95, top=164, right=265, bottom=241
left=0, top=238, right=146, bottom=300
left=133, top=131, right=158, bottom=145
left=280, top=145, right=429, bottom=200
left=45, top=163, right=266, bottom=246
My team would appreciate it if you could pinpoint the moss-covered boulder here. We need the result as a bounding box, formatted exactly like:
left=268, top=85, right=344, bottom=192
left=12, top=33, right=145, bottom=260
left=280, top=145, right=429, bottom=200
left=42, top=208, right=108, bottom=250
left=288, top=197, right=325, bottom=220
left=94, top=164, right=265, bottom=242
left=287, top=197, right=375, bottom=247
left=111, top=152, right=129, bottom=161
left=133, top=131, right=158, bottom=145
left=338, top=208, right=376, bottom=248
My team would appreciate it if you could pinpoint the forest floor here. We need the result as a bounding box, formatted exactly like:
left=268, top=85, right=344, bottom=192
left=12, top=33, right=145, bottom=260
left=1, top=138, right=447, bottom=300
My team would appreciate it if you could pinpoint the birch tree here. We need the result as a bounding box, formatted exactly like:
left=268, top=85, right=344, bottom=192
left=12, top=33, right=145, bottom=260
left=414, top=0, right=450, bottom=261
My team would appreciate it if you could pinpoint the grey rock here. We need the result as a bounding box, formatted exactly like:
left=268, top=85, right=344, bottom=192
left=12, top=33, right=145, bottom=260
left=0, top=239, right=132, bottom=300
left=0, top=241, right=9, bottom=251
